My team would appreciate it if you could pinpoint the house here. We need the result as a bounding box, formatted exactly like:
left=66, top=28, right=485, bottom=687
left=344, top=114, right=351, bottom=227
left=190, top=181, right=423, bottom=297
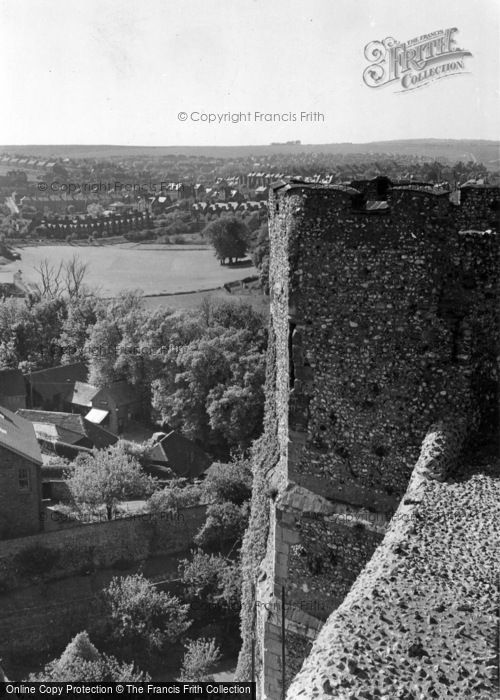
left=17, top=409, right=118, bottom=458
left=66, top=380, right=142, bottom=435
left=27, top=363, right=88, bottom=411
left=148, top=430, right=211, bottom=479
left=0, top=369, right=26, bottom=410
left=0, top=405, right=43, bottom=539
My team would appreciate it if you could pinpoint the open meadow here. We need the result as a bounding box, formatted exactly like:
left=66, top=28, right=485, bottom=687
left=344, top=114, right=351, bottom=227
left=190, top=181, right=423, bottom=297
left=0, top=243, right=259, bottom=298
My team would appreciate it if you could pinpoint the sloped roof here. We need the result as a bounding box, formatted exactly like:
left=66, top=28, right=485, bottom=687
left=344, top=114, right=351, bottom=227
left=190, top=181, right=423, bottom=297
left=67, top=381, right=99, bottom=407
left=0, top=368, right=25, bottom=397
left=28, top=363, right=88, bottom=401
left=0, top=405, right=42, bottom=464
left=149, top=430, right=210, bottom=478
left=17, top=409, right=117, bottom=449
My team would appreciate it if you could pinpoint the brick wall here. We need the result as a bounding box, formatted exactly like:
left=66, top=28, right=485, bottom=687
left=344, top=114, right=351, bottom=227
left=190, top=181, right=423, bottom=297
left=0, top=446, right=42, bottom=540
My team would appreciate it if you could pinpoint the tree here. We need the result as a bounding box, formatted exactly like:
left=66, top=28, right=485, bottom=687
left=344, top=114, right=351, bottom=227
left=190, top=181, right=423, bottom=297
left=179, top=551, right=241, bottom=613
left=177, top=638, right=221, bottom=682
left=102, top=574, right=191, bottom=651
left=148, top=482, right=203, bottom=514
left=194, top=501, right=250, bottom=550
left=32, top=254, right=89, bottom=299
left=65, top=445, right=157, bottom=519
left=206, top=298, right=265, bottom=336
left=32, top=258, right=64, bottom=298
left=204, top=216, right=249, bottom=264
left=29, top=631, right=149, bottom=682
left=85, top=291, right=149, bottom=388
left=206, top=342, right=266, bottom=451
left=0, top=295, right=67, bottom=369
left=152, top=324, right=266, bottom=457
left=59, top=293, right=99, bottom=364
left=201, top=457, right=252, bottom=506
left=87, top=203, right=104, bottom=217
left=63, top=254, right=89, bottom=299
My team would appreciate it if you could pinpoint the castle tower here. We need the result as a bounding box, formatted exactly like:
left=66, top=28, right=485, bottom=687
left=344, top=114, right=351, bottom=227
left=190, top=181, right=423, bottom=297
left=238, top=180, right=499, bottom=699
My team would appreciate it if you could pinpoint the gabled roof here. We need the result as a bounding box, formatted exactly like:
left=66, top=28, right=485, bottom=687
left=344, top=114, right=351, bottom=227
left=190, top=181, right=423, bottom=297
left=148, top=430, right=210, bottom=478
left=28, top=363, right=88, bottom=401
left=17, top=409, right=117, bottom=449
left=0, top=405, right=42, bottom=464
left=0, top=368, right=25, bottom=397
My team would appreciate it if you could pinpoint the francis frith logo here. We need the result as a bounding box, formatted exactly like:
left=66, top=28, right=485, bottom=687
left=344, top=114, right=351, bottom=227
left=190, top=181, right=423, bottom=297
left=363, top=28, right=472, bottom=92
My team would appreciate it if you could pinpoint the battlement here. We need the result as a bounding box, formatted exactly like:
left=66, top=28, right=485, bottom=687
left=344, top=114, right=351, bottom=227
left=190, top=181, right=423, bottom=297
left=271, top=177, right=500, bottom=228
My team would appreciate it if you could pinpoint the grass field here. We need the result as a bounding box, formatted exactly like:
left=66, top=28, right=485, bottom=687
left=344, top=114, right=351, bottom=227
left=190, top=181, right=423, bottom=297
left=0, top=243, right=258, bottom=297
left=142, top=287, right=269, bottom=315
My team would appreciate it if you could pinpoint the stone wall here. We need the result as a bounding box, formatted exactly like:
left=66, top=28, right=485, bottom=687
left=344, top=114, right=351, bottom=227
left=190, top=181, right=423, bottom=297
left=0, top=505, right=206, bottom=591
left=0, top=505, right=206, bottom=663
left=286, top=426, right=499, bottom=699
left=282, top=184, right=497, bottom=511
left=244, top=180, right=499, bottom=699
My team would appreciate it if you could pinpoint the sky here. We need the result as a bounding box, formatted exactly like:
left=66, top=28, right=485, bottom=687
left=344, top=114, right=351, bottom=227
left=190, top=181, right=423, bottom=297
left=0, top=0, right=499, bottom=146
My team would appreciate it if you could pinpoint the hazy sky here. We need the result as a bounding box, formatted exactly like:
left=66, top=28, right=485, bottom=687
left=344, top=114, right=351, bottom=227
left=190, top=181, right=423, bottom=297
left=1, top=0, right=498, bottom=145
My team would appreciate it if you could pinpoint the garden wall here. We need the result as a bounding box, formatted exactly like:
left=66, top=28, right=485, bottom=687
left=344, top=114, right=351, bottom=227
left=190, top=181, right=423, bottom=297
left=0, top=505, right=206, bottom=663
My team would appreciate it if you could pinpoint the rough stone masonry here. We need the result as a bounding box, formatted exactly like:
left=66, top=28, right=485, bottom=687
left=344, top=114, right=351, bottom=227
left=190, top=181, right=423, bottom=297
left=243, top=179, right=499, bottom=699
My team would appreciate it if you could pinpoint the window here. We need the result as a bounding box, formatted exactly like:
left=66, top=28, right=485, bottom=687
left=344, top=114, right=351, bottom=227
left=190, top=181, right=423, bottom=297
left=18, top=467, right=30, bottom=491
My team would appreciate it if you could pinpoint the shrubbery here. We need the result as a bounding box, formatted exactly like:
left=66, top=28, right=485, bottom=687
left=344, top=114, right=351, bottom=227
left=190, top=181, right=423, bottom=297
left=194, top=501, right=249, bottom=550
left=29, top=631, right=149, bottom=682
left=102, top=574, right=191, bottom=652
left=202, top=458, right=252, bottom=505
left=148, top=481, right=203, bottom=514
left=13, top=544, right=60, bottom=578
left=179, top=551, right=241, bottom=614
left=177, top=638, right=221, bottom=682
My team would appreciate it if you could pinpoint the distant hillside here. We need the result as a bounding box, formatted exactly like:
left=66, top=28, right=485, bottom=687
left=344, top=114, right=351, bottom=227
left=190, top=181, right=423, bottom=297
left=1, top=139, right=499, bottom=165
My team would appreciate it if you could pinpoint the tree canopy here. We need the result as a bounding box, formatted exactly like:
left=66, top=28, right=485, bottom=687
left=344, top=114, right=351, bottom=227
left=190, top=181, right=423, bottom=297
left=29, top=631, right=149, bottom=682
left=65, top=445, right=157, bottom=519
left=102, top=574, right=191, bottom=651
left=203, top=216, right=250, bottom=264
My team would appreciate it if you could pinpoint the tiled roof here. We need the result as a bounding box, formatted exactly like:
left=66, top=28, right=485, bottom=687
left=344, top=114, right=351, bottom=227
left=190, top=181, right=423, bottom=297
left=0, top=405, right=42, bottom=464
left=17, top=409, right=117, bottom=449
